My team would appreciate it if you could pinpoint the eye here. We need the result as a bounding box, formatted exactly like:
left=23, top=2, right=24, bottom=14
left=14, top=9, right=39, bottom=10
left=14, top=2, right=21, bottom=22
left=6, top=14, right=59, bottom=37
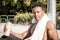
left=37, top=11, right=40, bottom=13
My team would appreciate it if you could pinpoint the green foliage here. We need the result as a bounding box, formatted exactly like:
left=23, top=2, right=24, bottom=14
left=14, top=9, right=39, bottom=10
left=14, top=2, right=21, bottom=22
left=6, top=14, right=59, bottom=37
left=0, top=0, right=48, bottom=15
left=23, top=0, right=31, bottom=6
left=0, top=16, right=1, bottom=23
left=56, top=4, right=60, bottom=12
left=1, top=0, right=60, bottom=24
left=14, top=12, right=33, bottom=24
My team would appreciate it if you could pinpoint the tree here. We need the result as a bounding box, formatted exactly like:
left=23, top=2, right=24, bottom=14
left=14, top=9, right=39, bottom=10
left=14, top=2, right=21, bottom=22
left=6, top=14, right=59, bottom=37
left=0, top=0, right=47, bottom=15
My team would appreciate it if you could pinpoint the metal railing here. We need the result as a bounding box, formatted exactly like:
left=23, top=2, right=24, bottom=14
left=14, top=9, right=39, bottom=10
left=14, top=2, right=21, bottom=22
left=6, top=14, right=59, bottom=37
left=0, top=15, right=15, bottom=23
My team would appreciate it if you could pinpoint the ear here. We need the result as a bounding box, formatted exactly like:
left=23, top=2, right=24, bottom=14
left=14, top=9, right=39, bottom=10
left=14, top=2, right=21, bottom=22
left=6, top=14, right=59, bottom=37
left=42, top=10, right=44, bottom=13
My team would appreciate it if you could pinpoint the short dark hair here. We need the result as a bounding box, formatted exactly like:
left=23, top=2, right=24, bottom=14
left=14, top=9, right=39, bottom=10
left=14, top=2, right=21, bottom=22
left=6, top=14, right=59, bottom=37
left=31, top=2, right=46, bottom=11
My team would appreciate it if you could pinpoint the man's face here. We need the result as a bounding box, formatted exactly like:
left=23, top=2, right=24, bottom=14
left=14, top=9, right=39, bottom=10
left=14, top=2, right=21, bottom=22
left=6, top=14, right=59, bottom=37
left=32, top=6, right=44, bottom=21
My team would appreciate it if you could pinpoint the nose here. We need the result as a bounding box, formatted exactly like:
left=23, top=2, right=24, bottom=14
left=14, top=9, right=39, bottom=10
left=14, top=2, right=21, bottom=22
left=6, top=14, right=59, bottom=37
left=34, top=12, right=38, bottom=16
left=33, top=12, right=38, bottom=18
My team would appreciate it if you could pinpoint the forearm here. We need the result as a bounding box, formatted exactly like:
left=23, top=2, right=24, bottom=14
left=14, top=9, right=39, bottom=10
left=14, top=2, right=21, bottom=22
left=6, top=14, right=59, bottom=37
left=10, top=30, right=24, bottom=39
left=10, top=30, right=28, bottom=39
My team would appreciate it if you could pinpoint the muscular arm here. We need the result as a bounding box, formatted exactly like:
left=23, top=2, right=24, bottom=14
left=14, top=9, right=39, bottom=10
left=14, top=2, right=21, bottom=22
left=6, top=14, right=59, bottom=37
left=47, top=21, right=58, bottom=40
left=10, top=30, right=28, bottom=39
left=4, top=24, right=7, bottom=32
left=10, top=24, right=35, bottom=39
left=3, top=24, right=28, bottom=39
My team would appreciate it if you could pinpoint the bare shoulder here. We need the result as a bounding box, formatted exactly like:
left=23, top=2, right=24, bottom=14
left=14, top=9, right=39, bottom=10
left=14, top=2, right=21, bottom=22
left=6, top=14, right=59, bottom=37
left=46, top=20, right=58, bottom=40
left=46, top=20, right=56, bottom=30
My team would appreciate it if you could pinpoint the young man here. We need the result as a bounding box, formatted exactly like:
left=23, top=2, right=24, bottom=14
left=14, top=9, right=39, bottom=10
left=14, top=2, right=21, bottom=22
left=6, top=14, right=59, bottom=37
left=4, top=2, right=58, bottom=40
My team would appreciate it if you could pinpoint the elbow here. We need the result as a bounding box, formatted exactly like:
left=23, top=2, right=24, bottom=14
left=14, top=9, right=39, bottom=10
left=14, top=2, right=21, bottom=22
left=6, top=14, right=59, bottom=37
left=18, top=34, right=25, bottom=40
left=19, top=36, right=24, bottom=40
left=18, top=37, right=22, bottom=40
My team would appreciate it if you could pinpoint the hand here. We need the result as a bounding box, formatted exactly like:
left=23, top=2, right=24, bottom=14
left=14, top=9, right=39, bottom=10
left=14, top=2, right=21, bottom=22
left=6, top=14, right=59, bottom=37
left=1, top=35, right=8, bottom=39
left=4, top=24, right=7, bottom=32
